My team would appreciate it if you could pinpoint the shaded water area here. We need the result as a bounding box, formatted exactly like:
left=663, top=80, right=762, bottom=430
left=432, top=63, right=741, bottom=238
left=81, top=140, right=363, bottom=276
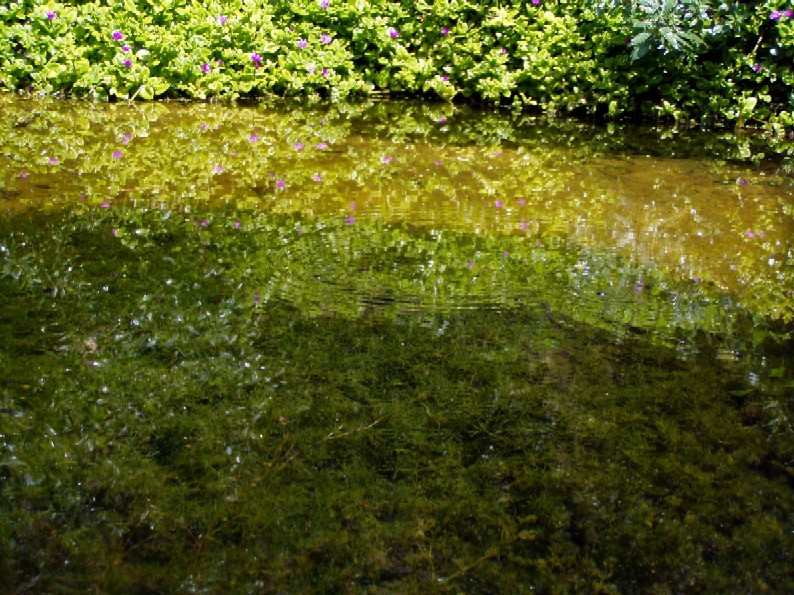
left=1, top=94, right=794, bottom=592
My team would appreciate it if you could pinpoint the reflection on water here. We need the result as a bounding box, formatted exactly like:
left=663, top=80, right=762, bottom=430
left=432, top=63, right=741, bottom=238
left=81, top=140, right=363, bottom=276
left=1, top=95, right=793, bottom=592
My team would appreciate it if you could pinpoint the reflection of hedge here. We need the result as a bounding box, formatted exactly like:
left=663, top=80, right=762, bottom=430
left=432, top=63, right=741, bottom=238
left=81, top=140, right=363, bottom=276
left=0, top=1, right=792, bottom=126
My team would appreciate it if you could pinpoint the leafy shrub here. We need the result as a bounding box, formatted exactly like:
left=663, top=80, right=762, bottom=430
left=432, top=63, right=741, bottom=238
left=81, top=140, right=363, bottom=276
left=0, top=0, right=792, bottom=127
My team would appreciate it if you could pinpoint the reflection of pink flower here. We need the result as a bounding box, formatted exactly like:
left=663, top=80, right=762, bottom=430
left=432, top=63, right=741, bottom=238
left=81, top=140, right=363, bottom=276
left=276, top=179, right=286, bottom=189
left=520, top=220, right=528, bottom=231
left=121, top=132, right=132, bottom=144
left=101, top=200, right=111, bottom=208
left=313, top=174, right=323, bottom=182
left=746, top=230, right=755, bottom=238
left=494, top=200, right=503, bottom=208
left=213, top=165, right=224, bottom=174
left=345, top=215, right=356, bottom=225
left=349, top=201, right=357, bottom=210
left=316, top=142, right=328, bottom=150
left=112, top=150, right=123, bottom=160
left=294, top=142, right=304, bottom=150
left=48, top=156, right=59, bottom=164
left=234, top=221, right=242, bottom=229
left=248, top=133, right=259, bottom=142
left=517, top=199, right=526, bottom=206
left=381, top=155, right=393, bottom=164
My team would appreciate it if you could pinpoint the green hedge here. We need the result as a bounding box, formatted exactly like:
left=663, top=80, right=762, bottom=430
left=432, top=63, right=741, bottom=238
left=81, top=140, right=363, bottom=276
left=0, top=0, right=792, bottom=127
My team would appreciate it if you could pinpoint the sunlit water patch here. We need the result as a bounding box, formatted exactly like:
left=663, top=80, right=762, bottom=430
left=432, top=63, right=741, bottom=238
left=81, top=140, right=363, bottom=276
left=1, top=95, right=793, bottom=592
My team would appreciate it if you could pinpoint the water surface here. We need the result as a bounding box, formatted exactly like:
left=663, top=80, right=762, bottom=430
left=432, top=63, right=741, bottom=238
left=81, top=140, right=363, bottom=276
left=1, top=95, right=793, bottom=592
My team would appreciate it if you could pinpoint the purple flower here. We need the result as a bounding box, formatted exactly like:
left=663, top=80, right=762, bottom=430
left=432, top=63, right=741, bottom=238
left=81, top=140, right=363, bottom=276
left=213, top=165, right=224, bottom=174
left=112, top=30, right=124, bottom=41
left=251, top=52, right=262, bottom=67
left=112, top=150, right=123, bottom=160
left=381, top=155, right=393, bottom=164
left=234, top=221, right=242, bottom=229
left=517, top=199, right=526, bottom=206
left=349, top=201, right=357, bottom=211
left=438, top=116, right=447, bottom=124
left=531, top=0, right=541, bottom=5
left=313, top=173, right=323, bottom=182
left=344, top=215, right=356, bottom=225
left=121, top=132, right=132, bottom=144
left=201, top=63, right=211, bottom=73
left=200, top=219, right=208, bottom=227
left=499, top=48, right=507, bottom=55
left=48, top=156, right=59, bottom=165
left=494, top=199, right=504, bottom=208
left=770, top=10, right=782, bottom=20
left=46, top=11, right=56, bottom=20
left=122, top=44, right=131, bottom=52
left=319, top=0, right=330, bottom=8
left=276, top=179, right=286, bottom=189
left=441, top=74, right=449, bottom=82
left=441, top=27, right=450, bottom=35
left=316, top=142, right=328, bottom=150
left=217, top=15, right=228, bottom=25
left=320, top=34, right=332, bottom=44
left=20, top=172, right=29, bottom=179
left=248, top=133, right=259, bottom=142
left=124, top=59, right=132, bottom=67
left=294, top=142, right=304, bottom=150
left=388, top=28, right=399, bottom=39
left=307, top=64, right=316, bottom=74
left=297, top=39, right=308, bottom=49
left=101, top=200, right=111, bottom=209
left=785, top=10, right=793, bottom=18
left=321, top=68, right=329, bottom=77
left=752, top=64, right=761, bottom=73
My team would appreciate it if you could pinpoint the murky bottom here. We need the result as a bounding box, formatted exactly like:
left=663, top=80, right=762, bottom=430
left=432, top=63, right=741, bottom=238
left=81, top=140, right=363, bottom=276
left=1, top=96, right=793, bottom=591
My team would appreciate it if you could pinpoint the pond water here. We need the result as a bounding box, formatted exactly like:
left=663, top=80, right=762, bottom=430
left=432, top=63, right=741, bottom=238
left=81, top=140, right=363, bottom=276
left=1, top=94, right=793, bottom=592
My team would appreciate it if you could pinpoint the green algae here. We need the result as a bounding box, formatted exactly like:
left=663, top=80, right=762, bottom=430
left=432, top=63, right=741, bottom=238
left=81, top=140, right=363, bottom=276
left=1, top=97, right=794, bottom=592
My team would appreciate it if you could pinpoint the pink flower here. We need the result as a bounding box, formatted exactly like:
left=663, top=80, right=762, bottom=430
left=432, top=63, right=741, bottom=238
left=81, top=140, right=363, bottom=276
left=201, top=63, right=211, bottom=73
left=48, top=156, right=59, bottom=165
left=319, top=0, right=330, bottom=8
left=46, top=11, right=56, bottom=20
left=20, top=172, right=29, bottom=179
left=494, top=199, right=504, bottom=208
left=313, top=174, right=323, bottom=182
left=101, top=200, right=111, bottom=208
left=520, top=220, right=529, bottom=231
left=517, top=199, right=526, bottom=206
left=294, top=142, right=304, bottom=150
left=441, top=27, right=450, bottom=35
left=770, top=10, right=782, bottom=20
left=349, top=201, right=357, bottom=210
left=217, top=15, right=228, bottom=25
left=321, top=68, right=329, bottom=77
left=124, top=59, right=132, bottom=67
left=112, top=30, right=124, bottom=41
left=122, top=44, right=131, bottom=52
left=388, top=28, right=399, bottom=39
left=251, top=52, right=262, bottom=67
left=248, top=133, right=259, bottom=142
left=297, top=39, right=308, bottom=49
left=276, top=179, right=286, bottom=189
left=320, top=34, right=332, bottom=44
left=345, top=215, right=356, bottom=225
left=234, top=221, right=242, bottom=229
left=316, top=142, right=328, bottom=150
left=200, top=219, right=208, bottom=227
left=381, top=155, right=393, bottom=164
left=112, top=150, right=123, bottom=160
left=213, top=165, right=224, bottom=174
